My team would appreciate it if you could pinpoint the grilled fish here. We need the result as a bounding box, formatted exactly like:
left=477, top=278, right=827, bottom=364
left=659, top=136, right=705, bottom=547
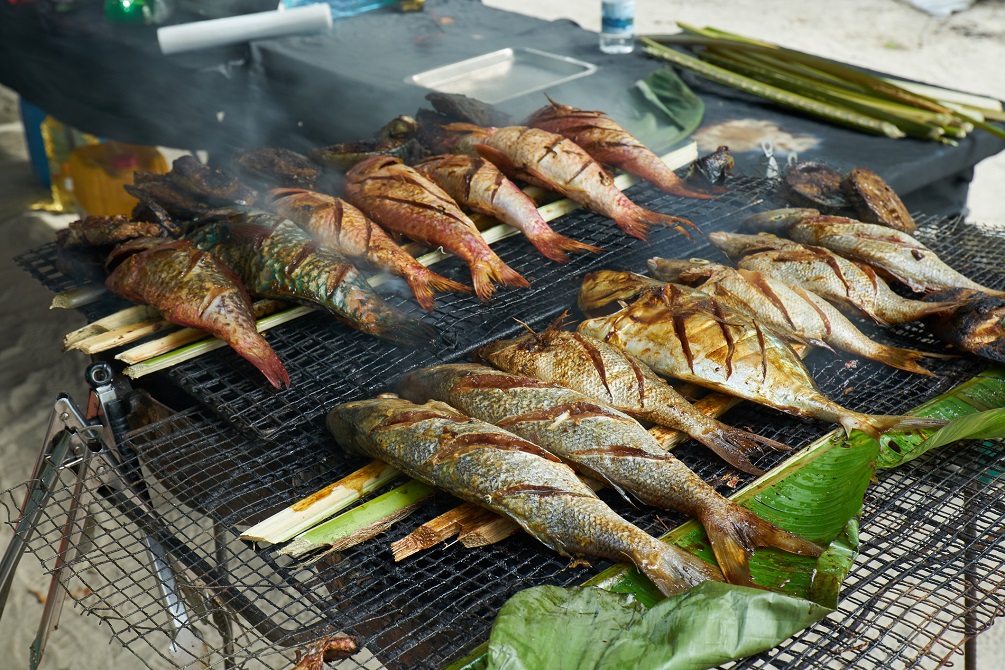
left=56, top=214, right=182, bottom=248
left=647, top=258, right=945, bottom=375
left=842, top=168, right=916, bottom=232
left=105, top=238, right=289, bottom=388
left=399, top=363, right=823, bottom=585
left=476, top=325, right=787, bottom=474
left=740, top=208, right=820, bottom=235
left=414, top=153, right=601, bottom=263
left=442, top=123, right=698, bottom=241
left=526, top=98, right=717, bottom=199
left=187, top=210, right=435, bottom=345
left=168, top=155, right=258, bottom=207
left=265, top=188, right=470, bottom=310
left=231, top=148, right=321, bottom=190
left=780, top=217, right=1004, bottom=296
left=709, top=232, right=958, bottom=325
left=574, top=273, right=943, bottom=439
left=924, top=288, right=1005, bottom=363
left=327, top=396, right=723, bottom=595
left=343, top=156, right=530, bottom=302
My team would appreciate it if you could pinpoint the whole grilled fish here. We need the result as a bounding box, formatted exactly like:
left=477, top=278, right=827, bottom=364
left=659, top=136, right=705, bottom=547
left=739, top=208, right=820, bottom=235
left=780, top=217, right=1004, bottom=296
left=709, top=232, right=958, bottom=325
left=231, top=148, right=321, bottom=190
left=327, top=396, right=723, bottom=595
left=187, top=210, right=435, bottom=345
left=924, top=288, right=1005, bottom=363
left=168, top=155, right=258, bottom=207
left=265, top=188, right=470, bottom=310
left=476, top=326, right=787, bottom=474
left=399, top=364, right=822, bottom=585
left=105, top=238, right=289, bottom=388
left=414, top=153, right=601, bottom=263
left=526, top=98, right=717, bottom=199
left=343, top=156, right=530, bottom=302
left=442, top=123, right=698, bottom=241
left=842, top=168, right=916, bottom=232
left=647, top=258, right=946, bottom=375
left=574, top=273, right=943, bottom=439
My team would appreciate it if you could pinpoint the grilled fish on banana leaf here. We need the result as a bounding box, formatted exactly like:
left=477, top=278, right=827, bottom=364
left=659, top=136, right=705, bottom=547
left=343, top=156, right=530, bottom=302
left=709, top=232, right=958, bottom=325
left=647, top=258, right=945, bottom=375
left=414, top=153, right=601, bottom=263
left=399, top=364, right=822, bottom=585
left=526, top=98, right=718, bottom=199
left=265, top=188, right=470, bottom=310
left=476, top=325, right=787, bottom=474
left=575, top=271, right=943, bottom=439
left=187, top=210, right=435, bottom=345
left=105, top=238, right=289, bottom=388
left=326, top=396, right=723, bottom=595
left=442, top=123, right=697, bottom=241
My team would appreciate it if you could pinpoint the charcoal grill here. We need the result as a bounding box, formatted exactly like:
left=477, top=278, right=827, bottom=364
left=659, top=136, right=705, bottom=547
left=6, top=174, right=1005, bottom=669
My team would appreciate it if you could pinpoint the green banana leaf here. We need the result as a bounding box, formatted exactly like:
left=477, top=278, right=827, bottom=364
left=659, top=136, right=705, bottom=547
left=446, top=367, right=1005, bottom=670
left=615, top=69, right=705, bottom=154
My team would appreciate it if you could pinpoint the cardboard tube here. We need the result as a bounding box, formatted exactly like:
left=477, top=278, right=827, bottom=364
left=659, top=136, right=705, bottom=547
left=158, top=5, right=333, bottom=55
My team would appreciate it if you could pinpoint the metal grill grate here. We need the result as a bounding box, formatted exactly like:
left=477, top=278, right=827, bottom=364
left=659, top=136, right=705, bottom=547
left=7, top=175, right=1005, bottom=669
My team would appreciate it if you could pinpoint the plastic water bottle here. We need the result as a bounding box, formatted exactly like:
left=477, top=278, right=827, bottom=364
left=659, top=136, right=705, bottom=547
left=600, top=0, right=635, bottom=54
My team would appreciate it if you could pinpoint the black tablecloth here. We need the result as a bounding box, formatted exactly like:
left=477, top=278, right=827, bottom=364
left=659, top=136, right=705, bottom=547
left=2, top=0, right=1002, bottom=215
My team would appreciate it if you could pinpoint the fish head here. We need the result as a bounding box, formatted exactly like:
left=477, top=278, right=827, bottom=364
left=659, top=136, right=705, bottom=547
left=326, top=396, right=466, bottom=451
left=739, top=207, right=820, bottom=234
left=647, top=258, right=725, bottom=285
left=578, top=270, right=664, bottom=314
left=925, top=289, right=1005, bottom=363
left=707, top=231, right=790, bottom=260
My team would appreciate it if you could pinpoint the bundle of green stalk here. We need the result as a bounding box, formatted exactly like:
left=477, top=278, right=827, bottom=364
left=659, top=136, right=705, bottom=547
left=641, top=24, right=1005, bottom=144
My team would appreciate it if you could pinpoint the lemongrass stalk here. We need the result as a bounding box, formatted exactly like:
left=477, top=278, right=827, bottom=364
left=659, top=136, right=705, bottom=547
left=50, top=284, right=107, bottom=310
left=641, top=40, right=904, bottom=139
left=240, top=461, right=403, bottom=544
left=878, top=78, right=1003, bottom=112
left=391, top=503, right=496, bottom=562
left=71, top=318, right=175, bottom=355
left=63, top=304, right=161, bottom=349
left=280, top=480, right=436, bottom=558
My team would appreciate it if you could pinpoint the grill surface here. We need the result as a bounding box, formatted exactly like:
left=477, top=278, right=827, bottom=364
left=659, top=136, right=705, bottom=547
left=8, top=175, right=1005, bottom=669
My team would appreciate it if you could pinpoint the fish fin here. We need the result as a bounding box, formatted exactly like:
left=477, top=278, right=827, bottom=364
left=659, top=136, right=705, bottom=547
left=701, top=506, right=823, bottom=587
left=693, top=423, right=792, bottom=475
left=473, top=143, right=520, bottom=173
left=527, top=230, right=602, bottom=263
left=404, top=268, right=472, bottom=311
left=636, top=541, right=724, bottom=597
left=618, top=206, right=701, bottom=242
left=225, top=220, right=275, bottom=244
left=843, top=413, right=947, bottom=440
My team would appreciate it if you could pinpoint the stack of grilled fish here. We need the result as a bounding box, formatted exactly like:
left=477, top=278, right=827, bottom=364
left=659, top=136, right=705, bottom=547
left=56, top=94, right=715, bottom=387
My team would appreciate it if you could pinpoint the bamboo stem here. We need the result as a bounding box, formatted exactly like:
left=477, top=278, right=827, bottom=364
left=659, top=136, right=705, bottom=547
left=240, top=461, right=403, bottom=544
left=391, top=503, right=497, bottom=561
left=50, top=284, right=109, bottom=310
left=63, top=304, right=160, bottom=349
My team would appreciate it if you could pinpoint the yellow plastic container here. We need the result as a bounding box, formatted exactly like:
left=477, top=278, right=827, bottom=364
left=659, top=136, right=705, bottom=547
left=67, top=141, right=169, bottom=216
left=36, top=116, right=100, bottom=213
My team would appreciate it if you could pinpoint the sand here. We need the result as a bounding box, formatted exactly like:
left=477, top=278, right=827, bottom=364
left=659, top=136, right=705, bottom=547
left=2, top=1, right=1004, bottom=668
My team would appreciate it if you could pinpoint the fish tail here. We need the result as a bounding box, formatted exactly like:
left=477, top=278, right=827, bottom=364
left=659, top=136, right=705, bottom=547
left=842, top=413, right=947, bottom=440
left=701, top=506, right=824, bottom=587
left=694, top=422, right=794, bottom=475
left=634, top=156, right=721, bottom=200
left=619, top=205, right=700, bottom=242
left=527, top=230, right=602, bottom=263
left=471, top=258, right=531, bottom=301
left=634, top=538, right=724, bottom=596
left=867, top=343, right=955, bottom=376
left=404, top=267, right=472, bottom=311
left=229, top=333, right=290, bottom=389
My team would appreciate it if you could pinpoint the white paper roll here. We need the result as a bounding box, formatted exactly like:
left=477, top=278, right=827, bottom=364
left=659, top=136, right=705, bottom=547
left=158, top=4, right=333, bottom=55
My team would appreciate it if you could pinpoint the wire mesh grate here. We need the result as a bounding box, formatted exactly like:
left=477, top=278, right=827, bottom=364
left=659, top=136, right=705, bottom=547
left=7, top=174, right=1005, bottom=669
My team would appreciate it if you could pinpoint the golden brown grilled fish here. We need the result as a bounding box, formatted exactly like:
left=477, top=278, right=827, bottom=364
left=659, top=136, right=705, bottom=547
left=442, top=123, right=698, bottom=241
left=924, top=288, right=1005, bottom=363
left=574, top=271, right=943, bottom=439
left=476, top=325, right=788, bottom=474
left=265, top=188, right=471, bottom=310
left=399, top=363, right=823, bottom=585
left=343, top=156, right=530, bottom=302
left=414, top=153, right=601, bottom=263
left=709, top=232, right=958, bottom=325
left=647, top=258, right=946, bottom=375
left=105, top=238, right=289, bottom=388
left=327, top=396, right=723, bottom=596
